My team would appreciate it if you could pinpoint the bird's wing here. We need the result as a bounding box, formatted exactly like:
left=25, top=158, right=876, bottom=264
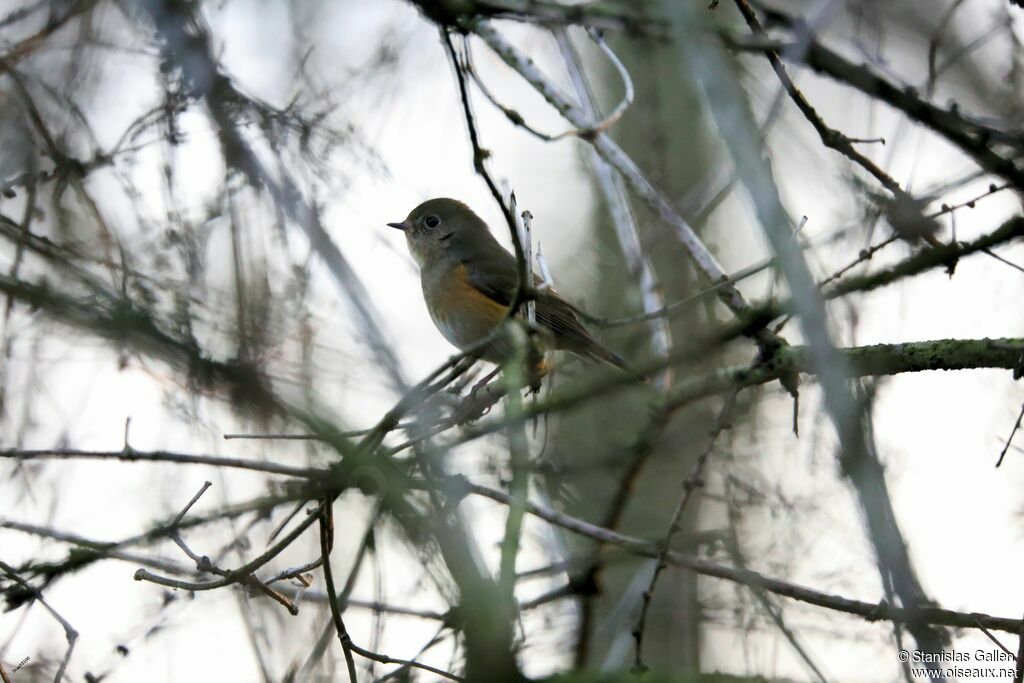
left=460, top=242, right=521, bottom=307
left=462, top=245, right=607, bottom=356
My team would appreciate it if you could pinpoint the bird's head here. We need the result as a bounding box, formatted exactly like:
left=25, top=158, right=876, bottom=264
left=388, top=197, right=490, bottom=269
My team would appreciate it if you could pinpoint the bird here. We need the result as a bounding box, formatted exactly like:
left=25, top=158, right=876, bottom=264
left=387, top=198, right=627, bottom=372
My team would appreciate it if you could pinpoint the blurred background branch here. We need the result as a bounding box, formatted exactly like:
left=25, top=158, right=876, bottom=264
left=0, top=0, right=1022, bottom=681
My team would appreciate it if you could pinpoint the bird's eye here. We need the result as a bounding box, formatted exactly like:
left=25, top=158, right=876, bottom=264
left=424, top=215, right=441, bottom=229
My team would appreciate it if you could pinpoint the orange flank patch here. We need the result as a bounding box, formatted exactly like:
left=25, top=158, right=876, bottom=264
left=427, top=264, right=508, bottom=349
left=451, top=264, right=508, bottom=323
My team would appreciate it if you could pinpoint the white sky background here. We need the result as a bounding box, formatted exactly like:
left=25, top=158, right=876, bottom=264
left=1, top=0, right=1023, bottom=681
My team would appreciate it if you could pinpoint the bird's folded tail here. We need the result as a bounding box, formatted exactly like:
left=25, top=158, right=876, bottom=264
left=584, top=343, right=630, bottom=371
left=584, top=342, right=657, bottom=386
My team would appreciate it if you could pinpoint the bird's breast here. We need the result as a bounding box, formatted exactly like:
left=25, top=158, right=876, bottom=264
left=421, top=264, right=507, bottom=352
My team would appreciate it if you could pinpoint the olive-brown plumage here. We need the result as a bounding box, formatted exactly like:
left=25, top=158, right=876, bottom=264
left=388, top=198, right=626, bottom=369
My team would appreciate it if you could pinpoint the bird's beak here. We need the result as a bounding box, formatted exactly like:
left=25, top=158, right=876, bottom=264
left=387, top=220, right=412, bottom=231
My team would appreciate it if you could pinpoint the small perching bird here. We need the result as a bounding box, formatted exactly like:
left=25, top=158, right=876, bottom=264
left=388, top=198, right=627, bottom=370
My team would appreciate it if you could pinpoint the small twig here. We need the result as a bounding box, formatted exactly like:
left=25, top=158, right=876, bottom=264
left=441, top=28, right=517, bottom=248
left=974, top=617, right=1016, bottom=658
left=926, top=0, right=970, bottom=95
left=2, top=493, right=305, bottom=595
left=1014, top=608, right=1024, bottom=683
left=982, top=248, right=1024, bottom=276
left=352, top=644, right=463, bottom=682
left=355, top=338, right=486, bottom=456
left=463, top=40, right=560, bottom=142
left=267, top=499, right=314, bottom=544
left=223, top=418, right=441, bottom=448
left=578, top=27, right=634, bottom=136
left=462, top=26, right=633, bottom=141
left=168, top=481, right=214, bottom=566
left=223, top=426, right=416, bottom=440
left=170, top=480, right=213, bottom=528
left=0, top=560, right=78, bottom=683
left=931, top=18, right=1006, bottom=88
left=773, top=232, right=900, bottom=334
left=996, top=401, right=1024, bottom=467
left=223, top=432, right=326, bottom=440
left=0, top=519, right=194, bottom=579
left=632, top=390, right=737, bottom=671
left=140, top=481, right=300, bottom=615
left=318, top=503, right=359, bottom=683
left=134, top=501, right=322, bottom=603
left=506, top=190, right=531, bottom=315
left=932, top=183, right=1010, bottom=218
left=731, top=0, right=905, bottom=197
left=122, top=416, right=132, bottom=450
left=583, top=254, right=775, bottom=328
left=374, top=624, right=452, bottom=682
left=0, top=447, right=321, bottom=478
left=318, top=506, right=464, bottom=681
left=265, top=558, right=321, bottom=586
left=297, top=506, right=385, bottom=680
left=279, top=592, right=447, bottom=621
left=520, top=207, right=536, bottom=325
